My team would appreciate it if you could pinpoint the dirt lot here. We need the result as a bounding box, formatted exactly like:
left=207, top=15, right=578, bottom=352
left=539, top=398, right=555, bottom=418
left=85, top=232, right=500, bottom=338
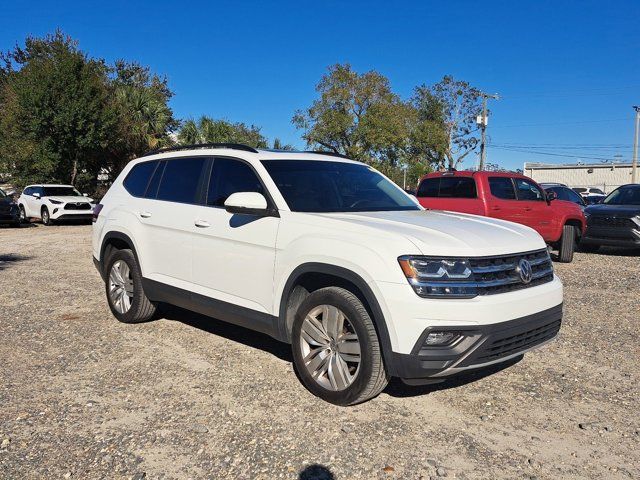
left=0, top=224, right=639, bottom=480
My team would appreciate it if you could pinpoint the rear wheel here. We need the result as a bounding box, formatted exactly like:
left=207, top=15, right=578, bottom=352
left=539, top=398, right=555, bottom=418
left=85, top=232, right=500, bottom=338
left=41, top=207, right=52, bottom=226
left=291, top=287, right=389, bottom=406
left=19, top=205, right=26, bottom=223
left=105, top=249, right=156, bottom=323
left=558, top=224, right=576, bottom=263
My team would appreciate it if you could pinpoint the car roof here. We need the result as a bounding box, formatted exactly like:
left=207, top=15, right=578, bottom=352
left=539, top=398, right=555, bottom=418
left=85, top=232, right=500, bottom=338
left=421, top=170, right=530, bottom=180
left=134, top=147, right=365, bottom=166
left=25, top=184, right=74, bottom=188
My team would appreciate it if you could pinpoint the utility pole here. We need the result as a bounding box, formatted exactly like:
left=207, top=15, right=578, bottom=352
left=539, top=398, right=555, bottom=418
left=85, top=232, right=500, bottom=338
left=633, top=106, right=640, bottom=184
left=477, top=92, right=499, bottom=171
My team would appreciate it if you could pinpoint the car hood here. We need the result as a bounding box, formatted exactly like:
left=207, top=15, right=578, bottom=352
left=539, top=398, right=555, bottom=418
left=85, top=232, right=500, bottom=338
left=585, top=204, right=640, bottom=217
left=320, top=210, right=546, bottom=257
left=0, top=196, right=15, bottom=205
left=48, top=196, right=93, bottom=203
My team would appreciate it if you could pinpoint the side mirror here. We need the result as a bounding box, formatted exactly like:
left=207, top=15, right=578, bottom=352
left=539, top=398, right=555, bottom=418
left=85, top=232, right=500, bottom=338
left=83, top=193, right=88, bottom=197
left=32, top=192, right=41, bottom=199
left=545, top=191, right=557, bottom=203
left=224, top=192, right=277, bottom=217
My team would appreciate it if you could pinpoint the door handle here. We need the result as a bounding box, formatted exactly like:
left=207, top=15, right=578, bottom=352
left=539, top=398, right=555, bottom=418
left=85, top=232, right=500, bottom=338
left=139, top=211, right=152, bottom=218
left=524, top=207, right=533, bottom=212
left=194, top=220, right=210, bottom=228
left=490, top=206, right=501, bottom=211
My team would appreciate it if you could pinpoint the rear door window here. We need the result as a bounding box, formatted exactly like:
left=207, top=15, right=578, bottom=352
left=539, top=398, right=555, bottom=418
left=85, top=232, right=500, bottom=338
left=488, top=177, right=516, bottom=200
left=123, top=160, right=158, bottom=197
left=156, top=157, right=208, bottom=204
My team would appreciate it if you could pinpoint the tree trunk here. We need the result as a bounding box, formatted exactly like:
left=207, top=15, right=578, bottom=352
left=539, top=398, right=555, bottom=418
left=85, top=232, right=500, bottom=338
left=70, top=157, right=78, bottom=186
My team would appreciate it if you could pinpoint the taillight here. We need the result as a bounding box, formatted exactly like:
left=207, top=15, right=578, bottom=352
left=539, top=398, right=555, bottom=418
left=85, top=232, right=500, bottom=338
left=92, top=203, right=104, bottom=223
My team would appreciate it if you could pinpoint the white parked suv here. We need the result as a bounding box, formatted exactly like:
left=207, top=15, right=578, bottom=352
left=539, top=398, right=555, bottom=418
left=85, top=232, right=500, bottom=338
left=18, top=184, right=94, bottom=225
left=92, top=144, right=563, bottom=405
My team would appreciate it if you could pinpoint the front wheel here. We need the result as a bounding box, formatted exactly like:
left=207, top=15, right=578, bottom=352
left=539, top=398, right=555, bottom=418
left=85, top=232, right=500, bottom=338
left=19, top=205, right=27, bottom=223
left=557, top=224, right=576, bottom=263
left=41, top=207, right=52, bottom=226
left=291, top=287, right=389, bottom=406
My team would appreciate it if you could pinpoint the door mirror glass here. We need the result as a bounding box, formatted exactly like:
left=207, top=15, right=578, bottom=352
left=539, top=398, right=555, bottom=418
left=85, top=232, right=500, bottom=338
left=224, top=192, right=275, bottom=216
left=546, top=190, right=557, bottom=202
left=32, top=192, right=41, bottom=199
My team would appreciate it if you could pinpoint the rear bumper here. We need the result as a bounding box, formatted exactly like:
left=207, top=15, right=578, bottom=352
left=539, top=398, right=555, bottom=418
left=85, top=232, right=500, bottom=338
left=389, top=304, right=562, bottom=380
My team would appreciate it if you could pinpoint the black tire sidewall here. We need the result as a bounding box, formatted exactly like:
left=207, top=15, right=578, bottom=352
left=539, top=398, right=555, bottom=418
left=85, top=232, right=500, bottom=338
left=291, top=289, right=377, bottom=406
left=104, top=249, right=148, bottom=323
left=559, top=225, right=575, bottom=262
left=41, top=207, right=50, bottom=225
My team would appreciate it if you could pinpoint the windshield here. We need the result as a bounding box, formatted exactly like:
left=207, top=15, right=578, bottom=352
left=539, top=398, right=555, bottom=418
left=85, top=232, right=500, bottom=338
left=261, top=160, right=420, bottom=213
left=42, top=186, right=82, bottom=197
left=0, top=188, right=5, bottom=198
left=603, top=186, right=640, bottom=206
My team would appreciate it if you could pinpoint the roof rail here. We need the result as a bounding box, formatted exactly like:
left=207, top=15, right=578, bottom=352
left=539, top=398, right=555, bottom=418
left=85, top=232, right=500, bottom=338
left=142, top=143, right=259, bottom=157
left=305, top=150, right=351, bottom=159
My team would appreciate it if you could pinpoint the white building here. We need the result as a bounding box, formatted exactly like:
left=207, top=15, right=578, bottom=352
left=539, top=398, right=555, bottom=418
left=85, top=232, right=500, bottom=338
left=524, top=162, right=638, bottom=194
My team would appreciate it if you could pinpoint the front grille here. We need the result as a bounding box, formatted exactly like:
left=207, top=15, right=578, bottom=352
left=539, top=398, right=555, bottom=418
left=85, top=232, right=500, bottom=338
left=469, top=249, right=554, bottom=295
left=474, top=318, right=561, bottom=363
left=64, top=202, right=91, bottom=210
left=588, top=216, right=636, bottom=228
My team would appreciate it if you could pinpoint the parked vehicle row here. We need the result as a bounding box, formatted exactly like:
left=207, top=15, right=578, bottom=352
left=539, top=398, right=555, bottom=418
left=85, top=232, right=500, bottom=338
left=93, top=144, right=564, bottom=405
left=415, top=171, right=585, bottom=262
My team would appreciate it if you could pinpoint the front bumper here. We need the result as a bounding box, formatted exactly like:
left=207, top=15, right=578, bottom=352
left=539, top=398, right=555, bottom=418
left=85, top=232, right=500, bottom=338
left=582, top=225, right=640, bottom=247
left=0, top=211, right=20, bottom=224
left=389, top=304, right=562, bottom=380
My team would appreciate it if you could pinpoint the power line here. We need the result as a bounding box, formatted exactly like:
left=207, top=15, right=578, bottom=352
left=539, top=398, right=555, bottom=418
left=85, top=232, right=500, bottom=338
left=491, top=118, right=633, bottom=129
left=501, top=85, right=640, bottom=99
left=490, top=145, right=633, bottom=162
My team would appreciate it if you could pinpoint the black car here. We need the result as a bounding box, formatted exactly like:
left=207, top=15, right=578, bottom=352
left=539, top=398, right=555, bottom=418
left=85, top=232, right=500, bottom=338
left=581, top=184, right=640, bottom=251
left=0, top=188, right=21, bottom=226
left=540, top=184, right=586, bottom=209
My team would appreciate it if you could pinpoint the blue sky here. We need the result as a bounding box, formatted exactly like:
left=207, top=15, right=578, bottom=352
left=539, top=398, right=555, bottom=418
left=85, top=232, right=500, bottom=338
left=2, top=0, right=639, bottom=170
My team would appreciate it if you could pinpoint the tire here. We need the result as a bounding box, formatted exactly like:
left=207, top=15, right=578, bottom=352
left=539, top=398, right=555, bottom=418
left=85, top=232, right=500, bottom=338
left=41, top=207, right=53, bottom=226
left=19, top=205, right=26, bottom=223
left=558, top=224, right=576, bottom=263
left=580, top=243, right=600, bottom=253
left=291, top=287, right=389, bottom=406
left=104, top=248, right=156, bottom=323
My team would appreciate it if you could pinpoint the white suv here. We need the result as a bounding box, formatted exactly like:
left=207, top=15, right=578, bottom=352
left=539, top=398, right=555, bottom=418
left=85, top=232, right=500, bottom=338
left=18, top=184, right=94, bottom=225
left=92, top=144, right=563, bottom=405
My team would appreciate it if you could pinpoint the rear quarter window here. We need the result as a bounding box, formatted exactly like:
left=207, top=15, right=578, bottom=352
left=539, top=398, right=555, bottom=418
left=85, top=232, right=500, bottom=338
left=123, top=160, right=159, bottom=197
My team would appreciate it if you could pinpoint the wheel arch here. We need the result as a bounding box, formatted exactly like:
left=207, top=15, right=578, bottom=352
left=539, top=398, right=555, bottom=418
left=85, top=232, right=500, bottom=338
left=277, top=263, right=396, bottom=375
left=99, top=231, right=141, bottom=276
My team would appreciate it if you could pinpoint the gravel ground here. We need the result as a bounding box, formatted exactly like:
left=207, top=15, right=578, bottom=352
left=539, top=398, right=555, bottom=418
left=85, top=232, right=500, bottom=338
left=1, top=224, right=639, bottom=480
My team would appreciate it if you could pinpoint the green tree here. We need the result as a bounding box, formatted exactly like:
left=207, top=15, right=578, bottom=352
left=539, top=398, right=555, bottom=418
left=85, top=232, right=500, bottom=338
left=292, top=63, right=415, bottom=164
left=178, top=116, right=268, bottom=148
left=412, top=75, right=482, bottom=170
left=272, top=138, right=295, bottom=150
left=0, top=31, right=111, bottom=187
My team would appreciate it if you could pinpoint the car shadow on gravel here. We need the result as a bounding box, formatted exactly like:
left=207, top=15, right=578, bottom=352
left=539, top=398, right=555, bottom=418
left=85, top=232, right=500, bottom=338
left=384, top=354, right=523, bottom=398
left=159, top=305, right=293, bottom=362
left=0, top=253, right=33, bottom=271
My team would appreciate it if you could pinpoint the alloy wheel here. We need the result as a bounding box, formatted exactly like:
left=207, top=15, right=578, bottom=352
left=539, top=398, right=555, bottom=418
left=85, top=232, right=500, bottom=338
left=299, top=304, right=361, bottom=391
left=109, top=260, right=134, bottom=314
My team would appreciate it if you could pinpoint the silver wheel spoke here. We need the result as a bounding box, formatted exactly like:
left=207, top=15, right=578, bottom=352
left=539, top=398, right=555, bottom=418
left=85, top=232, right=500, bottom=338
left=299, top=303, right=361, bottom=392
left=108, top=260, right=133, bottom=314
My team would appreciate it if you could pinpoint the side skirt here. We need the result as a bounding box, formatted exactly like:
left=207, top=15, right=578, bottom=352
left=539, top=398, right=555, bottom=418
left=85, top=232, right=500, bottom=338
left=142, top=278, right=281, bottom=340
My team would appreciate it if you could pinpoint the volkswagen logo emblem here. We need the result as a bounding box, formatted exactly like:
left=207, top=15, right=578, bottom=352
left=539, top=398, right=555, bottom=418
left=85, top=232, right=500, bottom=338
left=517, top=258, right=533, bottom=284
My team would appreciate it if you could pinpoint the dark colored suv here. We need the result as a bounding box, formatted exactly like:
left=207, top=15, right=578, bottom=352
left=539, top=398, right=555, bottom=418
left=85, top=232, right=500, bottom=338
left=581, top=184, right=640, bottom=251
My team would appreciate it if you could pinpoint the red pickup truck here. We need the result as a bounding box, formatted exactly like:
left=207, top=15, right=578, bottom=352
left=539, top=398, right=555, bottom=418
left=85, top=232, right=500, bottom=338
left=415, top=171, right=586, bottom=262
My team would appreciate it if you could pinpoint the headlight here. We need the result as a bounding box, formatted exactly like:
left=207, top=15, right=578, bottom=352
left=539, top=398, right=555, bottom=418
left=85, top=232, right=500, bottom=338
left=49, top=199, right=63, bottom=204
left=398, top=256, right=477, bottom=298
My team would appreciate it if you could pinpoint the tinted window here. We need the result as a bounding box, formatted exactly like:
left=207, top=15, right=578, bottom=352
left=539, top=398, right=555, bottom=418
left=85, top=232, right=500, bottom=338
left=23, top=187, right=32, bottom=196
left=157, top=158, right=207, bottom=204
left=145, top=161, right=165, bottom=199
left=548, top=187, right=567, bottom=201
left=489, top=177, right=516, bottom=200
left=124, top=160, right=158, bottom=197
left=565, top=188, right=585, bottom=205
left=417, top=178, right=439, bottom=197
left=207, top=158, right=265, bottom=207
left=591, top=188, right=605, bottom=195
left=42, top=186, right=82, bottom=197
left=262, top=160, right=419, bottom=213
left=603, top=186, right=640, bottom=206
left=417, top=177, right=476, bottom=198
left=514, top=179, right=544, bottom=201
left=573, top=188, right=586, bottom=194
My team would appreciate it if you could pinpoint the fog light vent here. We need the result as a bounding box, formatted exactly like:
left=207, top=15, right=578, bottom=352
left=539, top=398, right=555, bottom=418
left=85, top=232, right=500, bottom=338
left=424, top=331, right=460, bottom=347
